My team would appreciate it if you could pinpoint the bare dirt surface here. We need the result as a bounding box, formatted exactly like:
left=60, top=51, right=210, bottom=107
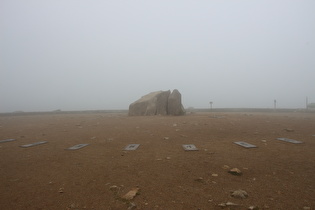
left=0, top=112, right=314, bottom=210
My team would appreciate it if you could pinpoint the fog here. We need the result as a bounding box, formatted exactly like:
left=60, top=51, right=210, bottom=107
left=1, top=0, right=314, bottom=113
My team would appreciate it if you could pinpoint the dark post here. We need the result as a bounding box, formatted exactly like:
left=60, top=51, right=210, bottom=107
left=209, top=101, right=213, bottom=111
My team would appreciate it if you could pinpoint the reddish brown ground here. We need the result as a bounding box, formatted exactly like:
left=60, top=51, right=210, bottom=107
left=0, top=112, right=314, bottom=210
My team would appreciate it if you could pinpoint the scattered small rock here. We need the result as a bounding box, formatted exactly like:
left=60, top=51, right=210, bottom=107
left=194, top=177, right=204, bottom=182
left=163, top=137, right=170, bottom=140
left=58, top=188, right=64, bottom=193
left=128, top=202, right=137, bottom=210
left=222, top=165, right=230, bottom=170
left=284, top=128, right=294, bottom=132
left=166, top=157, right=171, bottom=160
left=248, top=206, right=259, bottom=210
left=303, top=207, right=311, bottom=210
left=212, top=173, right=219, bottom=177
left=231, top=190, right=248, bottom=199
left=122, top=188, right=140, bottom=200
left=109, top=185, right=119, bottom=192
left=173, top=123, right=177, bottom=127
left=228, top=168, right=242, bottom=176
left=69, top=203, right=78, bottom=208
left=218, top=201, right=239, bottom=207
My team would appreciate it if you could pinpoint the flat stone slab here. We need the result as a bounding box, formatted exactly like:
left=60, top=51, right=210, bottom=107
left=67, top=144, right=89, bottom=150
left=0, top=139, right=16, bottom=143
left=182, top=144, right=199, bottom=151
left=276, top=138, right=303, bottom=144
left=20, top=141, right=48, bottom=148
left=124, top=144, right=140, bottom=151
left=234, top=141, right=257, bottom=148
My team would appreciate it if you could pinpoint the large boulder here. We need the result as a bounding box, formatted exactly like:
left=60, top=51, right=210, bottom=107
left=128, top=89, right=185, bottom=116
left=167, top=89, right=185, bottom=116
left=128, top=90, right=170, bottom=116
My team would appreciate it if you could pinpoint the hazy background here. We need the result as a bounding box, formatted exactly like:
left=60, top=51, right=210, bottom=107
left=1, top=0, right=314, bottom=113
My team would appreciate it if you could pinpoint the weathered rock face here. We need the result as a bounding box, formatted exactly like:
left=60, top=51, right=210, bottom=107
left=128, top=89, right=185, bottom=116
left=167, top=89, right=185, bottom=116
left=128, top=90, right=170, bottom=116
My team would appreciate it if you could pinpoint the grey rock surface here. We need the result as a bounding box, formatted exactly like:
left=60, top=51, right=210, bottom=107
left=167, top=89, right=185, bottom=116
left=129, top=89, right=185, bottom=116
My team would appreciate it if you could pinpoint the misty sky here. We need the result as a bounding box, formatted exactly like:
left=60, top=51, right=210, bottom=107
left=1, top=0, right=315, bottom=112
